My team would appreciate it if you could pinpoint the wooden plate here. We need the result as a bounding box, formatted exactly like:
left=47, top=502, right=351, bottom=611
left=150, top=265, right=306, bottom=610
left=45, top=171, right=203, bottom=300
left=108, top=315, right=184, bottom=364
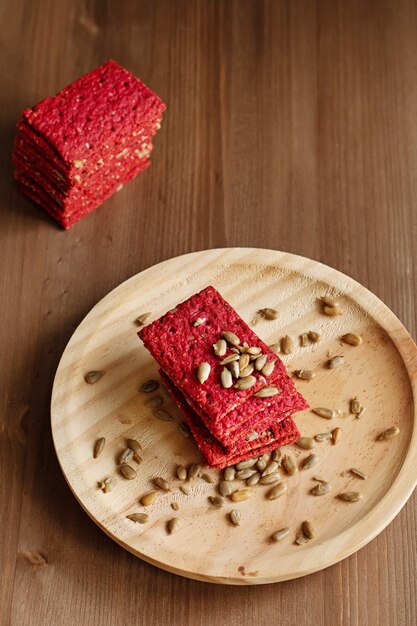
left=51, top=248, right=417, bottom=584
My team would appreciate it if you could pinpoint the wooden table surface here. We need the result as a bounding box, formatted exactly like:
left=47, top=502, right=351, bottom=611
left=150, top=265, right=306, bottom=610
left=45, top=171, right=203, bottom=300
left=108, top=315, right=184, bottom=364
left=1, top=1, right=416, bottom=624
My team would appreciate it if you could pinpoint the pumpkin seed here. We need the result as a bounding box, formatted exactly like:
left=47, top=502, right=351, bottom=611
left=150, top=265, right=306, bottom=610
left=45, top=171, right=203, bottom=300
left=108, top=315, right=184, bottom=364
left=220, top=367, right=233, bottom=389
left=236, top=468, right=257, bottom=480
left=167, top=518, right=181, bottom=534
left=254, top=386, right=280, bottom=398
left=229, top=510, right=242, bottom=525
left=378, top=426, right=400, bottom=441
left=254, top=354, right=267, bottom=371
left=141, top=379, right=159, bottom=393
left=281, top=335, right=294, bottom=355
left=209, top=496, right=224, bottom=507
left=224, top=467, right=236, bottom=481
left=332, top=427, right=342, bottom=444
left=222, top=331, right=240, bottom=346
left=338, top=491, right=362, bottom=502
left=295, top=532, right=309, bottom=545
left=269, top=343, right=280, bottom=354
left=201, top=472, right=217, bottom=484
left=320, top=296, right=339, bottom=307
left=98, top=477, right=113, bottom=493
left=180, top=485, right=190, bottom=495
left=213, top=339, right=227, bottom=357
left=315, top=432, right=332, bottom=442
left=171, top=501, right=180, bottom=510
left=219, top=481, right=234, bottom=497
left=85, top=370, right=103, bottom=384
left=260, top=473, right=280, bottom=485
left=295, top=369, right=316, bottom=380
left=350, top=468, right=367, bottom=480
left=176, top=465, right=187, bottom=480
left=271, top=527, right=290, bottom=542
left=141, top=491, right=158, bottom=506
left=234, top=376, right=256, bottom=390
left=236, top=458, right=258, bottom=470
left=262, top=461, right=279, bottom=477
left=187, top=464, right=201, bottom=481
left=302, top=453, right=318, bottom=469
left=220, top=353, right=240, bottom=365
left=229, top=361, right=240, bottom=378
left=271, top=449, right=283, bottom=464
left=153, top=477, right=171, bottom=491
left=350, top=397, right=361, bottom=414
left=231, top=488, right=254, bottom=502
left=119, top=448, right=134, bottom=464
left=239, top=353, right=250, bottom=371
left=127, top=513, right=148, bottom=524
left=193, top=317, right=206, bottom=326
left=342, top=332, right=362, bottom=346
left=296, top=437, right=316, bottom=450
left=323, top=305, right=343, bottom=316
left=120, top=464, right=136, bottom=480
left=283, top=456, right=298, bottom=476
left=93, top=437, right=106, bottom=458
left=239, top=364, right=255, bottom=378
left=197, top=362, right=210, bottom=383
left=311, top=481, right=331, bottom=496
left=302, top=520, right=315, bottom=539
left=247, top=472, right=261, bottom=486
left=267, top=482, right=287, bottom=500
left=153, top=408, right=174, bottom=421
left=307, top=330, right=321, bottom=343
left=313, top=407, right=337, bottom=419
left=300, top=333, right=309, bottom=347
left=327, top=356, right=344, bottom=368
left=147, top=395, right=164, bottom=408
left=179, top=421, right=191, bottom=437
left=127, top=438, right=142, bottom=454
left=135, top=312, right=151, bottom=326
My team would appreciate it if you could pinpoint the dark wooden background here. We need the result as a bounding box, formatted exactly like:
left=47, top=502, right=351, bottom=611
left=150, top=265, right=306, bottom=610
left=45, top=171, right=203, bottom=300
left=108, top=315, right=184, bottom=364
left=1, top=1, right=416, bottom=624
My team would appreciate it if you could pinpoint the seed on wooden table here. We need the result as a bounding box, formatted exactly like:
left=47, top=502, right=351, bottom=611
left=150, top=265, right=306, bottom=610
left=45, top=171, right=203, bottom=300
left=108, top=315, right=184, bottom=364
left=231, top=488, right=254, bottom=502
left=135, top=312, right=151, bottom=326
left=307, top=331, right=321, bottom=343
left=239, top=364, right=255, bottom=378
left=295, top=532, right=309, bottom=545
left=271, top=448, right=283, bottom=464
left=213, top=339, right=227, bottom=356
left=299, top=333, right=309, bottom=347
left=141, top=491, right=158, bottom=506
left=193, top=317, right=206, bottom=326
left=176, top=465, right=187, bottom=480
left=269, top=343, right=280, bottom=354
left=296, top=437, right=316, bottom=450
left=127, top=513, right=149, bottom=524
left=98, top=477, right=113, bottom=493
left=239, top=353, right=250, bottom=371
left=315, top=432, right=332, bottom=442
left=187, top=464, right=201, bottom=481
left=180, top=485, right=190, bottom=495
left=147, top=395, right=164, bottom=408
left=201, top=472, right=217, bottom=484
left=197, top=362, right=210, bottom=384
left=302, top=454, right=318, bottom=470
left=120, top=464, right=136, bottom=480
left=236, top=468, right=257, bottom=480
left=259, top=307, right=279, bottom=320
left=350, top=397, right=361, bottom=415
left=283, top=456, right=298, bottom=476
left=342, top=332, right=362, bottom=346
left=311, top=481, right=331, bottom=496
left=153, top=408, right=174, bottom=422
left=167, top=518, right=181, bottom=534
left=323, top=305, right=343, bottom=316
left=260, top=473, right=281, bottom=485
left=224, top=467, right=236, bottom=481
left=338, top=491, right=362, bottom=502
left=209, top=496, right=224, bottom=507
left=267, top=482, right=288, bottom=500
left=377, top=426, right=400, bottom=441
left=229, top=510, right=242, bottom=526
left=221, top=367, right=233, bottom=389
left=119, top=448, right=134, bottom=464
left=247, top=346, right=262, bottom=355
left=85, top=370, right=103, bottom=384
left=332, top=427, right=342, bottom=444
left=327, top=356, right=345, bottom=369
left=220, top=353, right=240, bottom=365
left=254, top=354, right=267, bottom=371
left=247, top=472, right=261, bottom=486
left=281, top=335, right=294, bottom=355
left=295, top=369, right=316, bottom=380
left=234, top=376, right=256, bottom=390
left=222, top=331, right=240, bottom=346
left=302, top=520, right=315, bottom=539
left=320, top=295, right=340, bottom=307
left=254, top=386, right=280, bottom=398
left=127, top=438, right=142, bottom=454
left=219, top=481, right=234, bottom=497
left=171, top=501, right=180, bottom=511
left=271, top=527, right=290, bottom=542
left=350, top=468, right=367, bottom=480
left=262, top=461, right=279, bottom=476
left=140, top=379, right=159, bottom=393
left=229, top=361, right=240, bottom=378
left=236, top=458, right=258, bottom=470
left=93, top=437, right=106, bottom=459
left=313, top=407, right=337, bottom=419
left=153, top=477, right=171, bottom=491
left=179, top=422, right=191, bottom=437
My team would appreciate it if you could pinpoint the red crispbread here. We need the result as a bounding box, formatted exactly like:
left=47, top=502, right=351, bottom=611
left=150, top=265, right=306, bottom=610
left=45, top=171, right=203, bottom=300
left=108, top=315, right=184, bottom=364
left=161, top=371, right=300, bottom=468
left=138, top=286, right=302, bottom=423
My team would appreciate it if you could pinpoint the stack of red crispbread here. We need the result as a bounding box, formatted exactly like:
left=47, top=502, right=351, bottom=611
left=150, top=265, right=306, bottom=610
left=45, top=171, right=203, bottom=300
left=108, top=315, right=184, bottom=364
left=12, top=60, right=165, bottom=228
left=138, top=286, right=308, bottom=468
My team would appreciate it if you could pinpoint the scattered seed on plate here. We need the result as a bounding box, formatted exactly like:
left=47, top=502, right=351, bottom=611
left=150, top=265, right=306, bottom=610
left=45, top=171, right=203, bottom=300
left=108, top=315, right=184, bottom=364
left=85, top=370, right=103, bottom=384
left=338, top=491, right=362, bottom=502
left=247, top=346, right=262, bottom=355
left=213, top=339, right=227, bottom=356
left=153, top=408, right=174, bottom=422
left=269, top=343, right=280, bottom=354
left=296, top=437, right=316, bottom=450
left=140, top=379, right=159, bottom=393
left=231, top=488, right=254, bottom=502
left=224, top=467, right=236, bottom=481
left=141, top=491, right=158, bottom=506
left=147, top=395, right=164, bottom=408
left=295, top=532, right=309, bottom=545
left=260, top=473, right=281, bottom=485
left=202, top=472, right=217, bottom=484
left=377, top=426, right=400, bottom=441
left=229, top=361, right=240, bottom=378
left=254, top=354, right=267, bottom=371
left=262, top=361, right=276, bottom=377
left=229, top=510, right=242, bottom=526
left=262, top=461, right=279, bottom=476
left=179, top=421, right=191, bottom=437
left=350, top=397, right=361, bottom=415
left=327, top=356, right=345, bottom=369
left=180, top=484, right=191, bottom=495
left=342, top=332, right=362, bottom=346
left=119, top=448, right=134, bottom=464
left=127, top=513, right=148, bottom=524
left=271, top=527, right=290, bottom=542
left=307, top=330, right=321, bottom=343
left=167, top=518, right=181, bottom=534
left=256, top=458, right=268, bottom=472
left=187, top=464, right=201, bottom=481
left=302, top=454, right=318, bottom=470
left=350, top=468, right=367, bottom=480
left=299, top=333, right=309, bottom=347
left=240, top=364, right=255, bottom=378
left=313, top=407, right=337, bottom=419
left=302, top=520, right=315, bottom=539
left=236, top=458, right=257, bottom=470
left=176, top=465, right=187, bottom=481
left=315, top=432, right=333, bottom=442
left=120, top=464, right=136, bottom=480
left=209, top=496, right=224, bottom=507
left=135, top=312, right=151, bottom=327
left=283, top=456, right=298, bottom=476
left=197, top=362, right=210, bottom=384
left=221, top=367, right=233, bottom=389
left=332, top=427, right=342, bottom=444
left=153, top=477, right=171, bottom=491
left=220, top=353, right=240, bottom=365
left=93, top=437, right=106, bottom=459
left=247, top=472, right=261, bottom=486
left=234, top=376, right=256, bottom=390
left=259, top=307, right=279, bottom=320
left=239, top=353, right=250, bottom=371
left=281, top=335, right=294, bottom=355
left=267, top=482, right=288, bottom=500
left=311, top=481, right=331, bottom=496
left=222, top=331, right=240, bottom=346
left=254, top=386, right=280, bottom=398
left=171, top=501, right=180, bottom=511
left=295, top=369, right=316, bottom=380
left=219, top=481, right=234, bottom=497
left=98, top=477, right=113, bottom=493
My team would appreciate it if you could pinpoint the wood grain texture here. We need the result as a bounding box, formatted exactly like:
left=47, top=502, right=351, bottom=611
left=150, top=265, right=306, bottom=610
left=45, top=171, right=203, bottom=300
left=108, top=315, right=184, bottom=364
left=0, top=0, right=416, bottom=623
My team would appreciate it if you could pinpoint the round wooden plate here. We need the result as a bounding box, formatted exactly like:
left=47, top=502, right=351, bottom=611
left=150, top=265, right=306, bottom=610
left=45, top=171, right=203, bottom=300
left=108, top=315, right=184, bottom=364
left=51, top=248, right=417, bottom=584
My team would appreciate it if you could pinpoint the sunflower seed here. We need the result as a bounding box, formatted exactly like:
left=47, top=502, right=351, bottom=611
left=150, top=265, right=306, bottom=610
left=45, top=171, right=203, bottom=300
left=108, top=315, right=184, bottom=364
left=315, top=432, right=332, bottom=442
left=85, top=370, right=103, bottom=384
left=327, top=356, right=344, bottom=368
left=342, top=333, right=362, bottom=346
left=231, top=488, right=254, bottom=502
left=153, top=408, right=174, bottom=421
left=262, top=461, right=279, bottom=477
left=176, top=465, right=187, bottom=480
left=302, top=520, right=315, bottom=539
left=229, top=510, right=242, bottom=525
left=271, top=449, right=283, bottom=464
left=247, top=472, right=261, bottom=486
left=254, top=386, right=279, bottom=399
left=135, top=312, right=151, bottom=326
left=313, top=407, right=337, bottom=419
left=236, top=458, right=258, bottom=470
left=141, top=491, right=158, bottom=506
left=197, top=362, right=210, bottom=383
left=323, top=305, right=343, bottom=316
left=120, top=464, right=136, bottom=480
left=338, top=491, right=362, bottom=502
left=119, top=448, right=134, bottom=464
left=167, top=518, right=181, bottom=534
left=295, top=532, right=309, bottom=545
left=260, top=473, right=280, bottom=485
left=141, top=379, right=159, bottom=393
left=224, top=467, right=236, bottom=481
left=307, top=331, right=321, bottom=343
left=126, top=439, right=142, bottom=456
left=281, top=335, right=294, bottom=355
left=350, top=397, right=361, bottom=414
left=320, top=296, right=339, bottom=307
left=311, top=481, right=331, bottom=495
left=127, top=513, right=149, bottom=524
left=332, top=427, right=342, bottom=444
left=256, top=453, right=270, bottom=472
left=283, top=456, right=298, bottom=476
left=271, top=527, right=290, bottom=542
left=219, top=481, right=234, bottom=497
left=221, top=367, right=233, bottom=389
left=350, top=467, right=367, bottom=480
left=209, top=496, right=224, bottom=507
left=239, top=364, right=255, bottom=378
left=239, top=353, right=250, bottom=371
left=187, top=463, right=201, bottom=481
left=98, top=477, right=113, bottom=493
left=229, top=361, right=240, bottom=378
left=302, top=453, right=318, bottom=469
left=222, top=331, right=240, bottom=346
left=93, top=437, right=106, bottom=458
left=180, top=485, right=190, bottom=495
left=171, top=501, right=180, bottom=510
left=213, top=339, right=227, bottom=356
left=295, top=369, right=316, bottom=380
left=234, top=376, right=256, bottom=390
left=147, top=395, right=164, bottom=408
left=296, top=437, right=316, bottom=450
left=153, top=477, right=171, bottom=491
left=231, top=347, right=240, bottom=354
left=267, top=482, right=288, bottom=500
left=254, top=354, right=267, bottom=371
left=202, top=473, right=217, bottom=484
left=262, top=361, right=276, bottom=378
left=236, top=468, right=257, bottom=480
left=247, top=346, right=262, bottom=355
left=221, top=353, right=240, bottom=365
left=377, top=426, right=400, bottom=441
left=179, top=421, right=191, bottom=437
left=193, top=317, right=206, bottom=326
left=259, top=308, right=279, bottom=321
